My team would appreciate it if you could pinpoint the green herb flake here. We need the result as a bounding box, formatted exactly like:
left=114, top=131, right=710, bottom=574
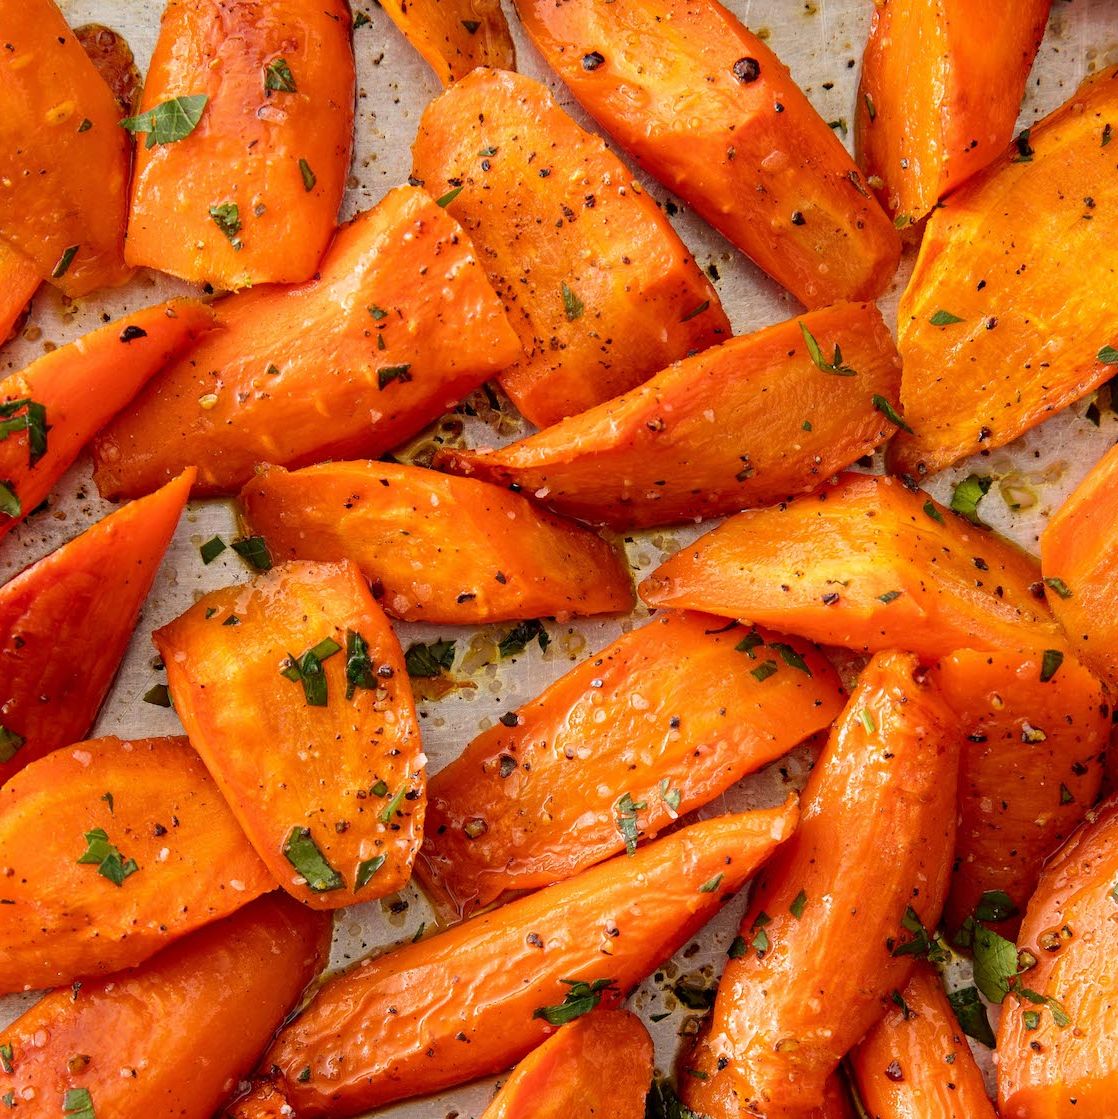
left=0, top=724, right=23, bottom=764
left=735, top=630, right=764, bottom=658
left=378, top=785, right=408, bottom=824
left=973, top=923, right=1019, bottom=1003
left=404, top=638, right=456, bottom=678
left=0, top=1043, right=11, bottom=1074
left=231, top=535, right=273, bottom=571
left=199, top=535, right=226, bottom=564
left=77, top=827, right=139, bottom=887
left=377, top=364, right=412, bottom=390
left=1013, top=129, right=1035, bottom=162
left=751, top=660, right=778, bottom=683
left=264, top=57, right=297, bottom=93
left=923, top=500, right=945, bottom=524
left=616, top=792, right=646, bottom=856
left=892, top=906, right=932, bottom=958
left=699, top=873, right=723, bottom=894
left=929, top=309, right=965, bottom=326
left=345, top=629, right=377, bottom=699
left=498, top=618, right=550, bottom=658
left=461, top=18, right=481, bottom=32
left=790, top=889, right=808, bottom=919
left=209, top=202, right=243, bottom=249
left=533, top=977, right=617, bottom=1025
left=435, top=185, right=464, bottom=207
left=877, top=590, right=903, bottom=604
left=769, top=641, right=812, bottom=676
left=561, top=281, right=585, bottom=322
left=947, top=985, right=996, bottom=1047
left=143, top=684, right=172, bottom=708
left=659, top=778, right=682, bottom=814
left=891, top=989, right=915, bottom=1019
left=872, top=394, right=914, bottom=434
left=280, top=636, right=342, bottom=706
left=1023, top=1009, right=1040, bottom=1030
left=975, top=890, right=1018, bottom=924
left=63, top=1088, right=96, bottom=1119
left=1059, top=782, right=1074, bottom=805
left=680, top=300, right=710, bottom=323
left=297, top=1066, right=312, bottom=1083
left=1043, top=576, right=1073, bottom=599
left=0, top=397, right=49, bottom=466
left=78, top=118, right=93, bottom=133
left=949, top=474, right=993, bottom=525
left=728, top=935, right=748, bottom=959
left=799, top=322, right=856, bottom=376
left=858, top=709, right=876, bottom=734
left=51, top=245, right=79, bottom=279
left=355, top=853, right=386, bottom=890
left=120, top=94, right=208, bottom=148
left=1041, top=649, right=1065, bottom=683
left=0, top=480, right=19, bottom=519
left=354, top=10, right=371, bottom=27
left=1099, top=344, right=1118, bottom=365
left=750, top=912, right=772, bottom=958
left=298, top=158, right=317, bottom=192
left=368, top=304, right=389, bottom=321
left=283, top=826, right=343, bottom=892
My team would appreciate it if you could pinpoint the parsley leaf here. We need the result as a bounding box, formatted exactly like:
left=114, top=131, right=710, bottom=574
left=121, top=94, right=208, bottom=148
left=949, top=474, right=993, bottom=525
left=973, top=923, right=1020, bottom=1002
left=280, top=637, right=342, bottom=706
left=790, top=889, right=808, bottom=919
left=1044, top=576, right=1073, bottom=599
left=299, top=158, right=317, bottom=192
left=1040, top=649, right=1064, bottom=683
left=355, top=854, right=386, bottom=889
left=51, top=245, right=79, bottom=278
left=77, top=828, right=139, bottom=887
left=498, top=618, right=549, bottom=658
left=231, top=535, right=272, bottom=571
left=533, top=978, right=617, bottom=1025
left=63, top=1088, right=96, bottom=1119
left=345, top=630, right=377, bottom=699
left=377, top=364, right=412, bottom=390
left=435, top=185, right=464, bottom=207
left=0, top=480, right=18, bottom=518
left=872, top=394, right=914, bottom=434
left=199, top=535, right=226, bottom=564
left=929, top=309, right=964, bottom=326
left=0, top=398, right=49, bottom=465
left=378, top=784, right=408, bottom=824
left=561, top=281, right=585, bottom=322
left=923, top=500, right=945, bottom=524
left=769, top=642, right=812, bottom=676
left=143, top=684, right=173, bottom=708
left=0, top=724, right=25, bottom=764
left=404, top=638, right=456, bottom=678
left=1099, top=345, right=1118, bottom=365
left=947, top=986, right=996, bottom=1047
left=616, top=792, right=646, bottom=856
left=209, top=202, right=243, bottom=249
left=264, top=58, right=296, bottom=93
left=799, top=322, right=856, bottom=376
left=283, top=826, right=343, bottom=891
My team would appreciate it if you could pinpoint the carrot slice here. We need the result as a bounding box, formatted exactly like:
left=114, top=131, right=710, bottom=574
left=411, top=68, right=729, bottom=428
left=438, top=302, right=903, bottom=529
left=0, top=893, right=331, bottom=1118
left=0, top=243, right=39, bottom=345
left=0, top=0, right=132, bottom=296
left=514, top=0, right=900, bottom=309
left=74, top=23, right=142, bottom=114
left=0, top=298, right=215, bottom=539
left=0, top=734, right=274, bottom=994
left=228, top=803, right=798, bottom=1118
left=639, top=473, right=1063, bottom=659
left=238, top=461, right=634, bottom=623
left=682, top=652, right=960, bottom=1117
left=888, top=67, right=1118, bottom=476
left=381, top=0, right=515, bottom=85
left=0, top=469, right=194, bottom=785
left=849, top=964, right=997, bottom=1119
left=93, top=186, right=522, bottom=499
left=154, top=559, right=423, bottom=910
left=125, top=0, right=355, bottom=289
left=418, top=610, right=842, bottom=919
left=814, top=1076, right=858, bottom=1119
left=855, top=0, right=1050, bottom=223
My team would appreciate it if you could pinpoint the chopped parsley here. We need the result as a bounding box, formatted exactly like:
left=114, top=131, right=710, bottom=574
left=378, top=784, right=408, bottom=824
left=872, top=394, right=913, bottom=434
left=51, top=245, right=79, bottom=279
left=1043, top=576, right=1072, bottom=599
left=0, top=480, right=19, bottom=518
left=377, top=364, right=412, bottom=390
left=1040, top=649, right=1064, bottom=683
left=949, top=474, right=993, bottom=525
left=299, top=158, right=317, bottom=192
left=790, top=889, right=808, bottom=919
left=699, top=873, right=723, bottom=893
left=947, top=985, right=996, bottom=1047
left=345, top=630, right=377, bottom=698
left=498, top=618, right=549, bottom=658
left=199, top=535, right=226, bottom=564
left=0, top=398, right=48, bottom=465
left=231, top=535, right=272, bottom=570
left=120, top=94, right=208, bottom=147
left=77, top=828, right=139, bottom=887
left=63, top=1088, right=96, bottom=1119
left=923, top=500, right=945, bottom=524
left=533, top=978, right=617, bottom=1025
left=209, top=203, right=243, bottom=250
left=616, top=792, right=645, bottom=855
left=404, top=638, right=456, bottom=678
left=264, top=58, right=296, bottom=93
left=143, top=684, right=173, bottom=708
left=561, top=282, right=585, bottom=322
left=1099, top=345, right=1118, bottom=365
left=435, top=185, right=464, bottom=207
left=929, top=309, right=964, bottom=326
left=283, top=827, right=343, bottom=891
left=799, top=322, right=856, bottom=376
left=280, top=636, right=342, bottom=706
left=355, top=854, right=386, bottom=889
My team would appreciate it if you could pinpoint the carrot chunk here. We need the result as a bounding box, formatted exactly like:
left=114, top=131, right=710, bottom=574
left=380, top=0, right=515, bottom=85
left=0, top=244, right=39, bottom=344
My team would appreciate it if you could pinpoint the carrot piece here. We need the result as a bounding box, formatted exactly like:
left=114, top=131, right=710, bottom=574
left=0, top=893, right=331, bottom=1119
left=0, top=734, right=275, bottom=993
left=0, top=243, right=39, bottom=345
left=0, top=298, right=214, bottom=539
left=380, top=0, right=515, bottom=85
left=639, top=473, right=1063, bottom=659
left=887, top=67, right=1118, bottom=477
left=228, top=803, right=799, bottom=1118
left=154, top=559, right=423, bottom=910
left=418, top=611, right=843, bottom=919
left=813, top=1076, right=858, bottom=1119
left=848, top=964, right=997, bottom=1119
left=411, top=68, right=729, bottom=428
left=93, top=186, right=522, bottom=499
left=437, top=302, right=903, bottom=529
left=238, top=461, right=634, bottom=623
left=682, top=652, right=960, bottom=1117
left=855, top=0, right=1050, bottom=224
left=73, top=23, right=143, bottom=115
left=513, top=0, right=900, bottom=309
left=124, top=0, right=355, bottom=289
left=0, top=470, right=194, bottom=785
left=997, top=796, right=1118, bottom=1117
left=480, top=1009, right=653, bottom=1119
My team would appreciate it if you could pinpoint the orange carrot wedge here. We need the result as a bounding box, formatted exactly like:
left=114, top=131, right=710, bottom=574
left=814, top=1076, right=858, bottom=1119
left=888, top=67, right=1118, bottom=477
left=419, top=610, right=842, bottom=919
left=639, top=473, right=1063, bottom=659
left=849, top=964, right=997, bottom=1119
left=0, top=244, right=39, bottom=344
left=0, top=469, right=194, bottom=784
left=238, top=461, right=633, bottom=623
left=228, top=803, right=798, bottom=1118
left=411, top=68, right=728, bottom=428
left=0, top=734, right=274, bottom=993
left=94, top=186, right=521, bottom=499
left=514, top=0, right=900, bottom=309
left=438, top=302, right=903, bottom=529
left=856, top=0, right=1051, bottom=224
left=682, top=652, right=960, bottom=1118
left=0, top=0, right=132, bottom=296
left=381, top=0, right=515, bottom=85
left=154, top=560, right=423, bottom=910
left=0, top=893, right=331, bottom=1119
left=124, top=0, right=355, bottom=289
left=0, top=298, right=214, bottom=537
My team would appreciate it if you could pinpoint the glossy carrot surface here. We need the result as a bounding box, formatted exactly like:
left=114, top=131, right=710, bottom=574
left=381, top=0, right=514, bottom=84
left=0, top=244, right=39, bottom=344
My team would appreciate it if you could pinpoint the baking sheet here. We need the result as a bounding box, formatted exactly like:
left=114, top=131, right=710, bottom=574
left=4, top=1, right=1118, bottom=1114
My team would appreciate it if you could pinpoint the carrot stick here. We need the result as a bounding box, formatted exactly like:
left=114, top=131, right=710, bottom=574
left=380, top=0, right=515, bottom=85
left=0, top=244, right=39, bottom=344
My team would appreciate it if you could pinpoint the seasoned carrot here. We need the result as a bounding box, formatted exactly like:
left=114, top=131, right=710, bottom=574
left=931, top=648, right=1106, bottom=938
left=683, top=652, right=960, bottom=1118
left=480, top=1010, right=653, bottom=1119
left=0, top=893, right=331, bottom=1119
left=514, top=0, right=900, bottom=309
left=411, top=68, right=728, bottom=428
left=0, top=470, right=194, bottom=785
left=848, top=964, right=997, bottom=1119
left=0, top=298, right=214, bottom=539
left=228, top=804, right=798, bottom=1118
left=640, top=473, right=1063, bottom=659
left=813, top=1077, right=858, bottom=1119
left=438, top=302, right=903, bottom=529
left=0, top=735, right=274, bottom=993
left=0, top=0, right=131, bottom=296
left=381, top=0, right=515, bottom=85
left=94, top=187, right=521, bottom=499
left=0, top=243, right=39, bottom=344
left=238, top=461, right=633, bottom=623
left=154, top=560, right=423, bottom=910
left=125, top=0, right=355, bottom=289
left=888, top=67, right=1118, bottom=477
left=74, top=23, right=143, bottom=114
left=418, top=611, right=842, bottom=919
left=856, top=1, right=1050, bottom=223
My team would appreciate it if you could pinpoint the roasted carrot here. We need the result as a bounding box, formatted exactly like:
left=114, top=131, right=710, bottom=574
left=0, top=893, right=331, bottom=1119
left=437, top=302, right=903, bottom=529
left=228, top=803, right=798, bottom=1117
left=848, top=964, right=997, bottom=1119
left=931, top=648, right=1106, bottom=939
left=0, top=298, right=214, bottom=539
left=0, top=470, right=194, bottom=785
left=639, top=473, right=1063, bottom=659
left=74, top=23, right=143, bottom=114
left=94, top=186, right=521, bottom=499
left=411, top=68, right=728, bottom=428
left=888, top=67, right=1118, bottom=477
left=480, top=1009, right=653, bottom=1119
left=856, top=0, right=1051, bottom=224
left=125, top=0, right=355, bottom=289
left=683, top=652, right=960, bottom=1118
left=814, top=1076, right=858, bottom=1119
left=418, top=610, right=842, bottom=919
left=381, top=0, right=515, bottom=85
left=0, top=243, right=39, bottom=344
left=0, top=734, right=274, bottom=993
left=238, top=461, right=633, bottom=623
left=514, top=0, right=900, bottom=309
left=154, top=560, right=423, bottom=910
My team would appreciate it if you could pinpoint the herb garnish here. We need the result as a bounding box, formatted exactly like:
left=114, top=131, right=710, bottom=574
left=616, top=792, right=645, bottom=855
left=77, top=828, right=139, bottom=887
left=231, top=535, right=272, bottom=570
left=63, top=1088, right=96, bottom=1119
left=355, top=854, right=386, bottom=889
left=345, top=630, right=377, bottom=698
left=199, top=536, right=226, bottom=564
left=0, top=725, right=23, bottom=764
left=498, top=618, right=549, bottom=658
left=209, top=203, right=243, bottom=249
left=790, top=889, right=808, bottom=919
left=264, top=58, right=296, bottom=93
left=923, top=500, right=945, bottom=524
left=1043, top=576, right=1072, bottom=599
left=872, top=395, right=913, bottom=434
left=377, top=364, right=412, bottom=390
left=51, top=245, right=79, bottom=279
left=378, top=785, right=408, bottom=824
left=435, top=185, right=464, bottom=207
left=561, top=282, right=585, bottom=322
left=1098, top=344, right=1118, bottom=365
left=0, top=399, right=47, bottom=465
left=1040, top=649, right=1064, bottom=683
left=280, top=637, right=342, bottom=706
left=299, top=158, right=317, bottom=192
left=799, top=322, right=856, bottom=376
left=949, top=474, right=992, bottom=525
left=404, top=638, right=456, bottom=678
left=121, top=94, right=208, bottom=147
left=929, top=309, right=964, bottom=326
left=533, top=978, right=617, bottom=1025
left=283, top=826, right=343, bottom=891
left=699, top=873, right=723, bottom=893
left=0, top=480, right=19, bottom=518
left=143, top=684, right=173, bottom=708
left=947, top=985, right=996, bottom=1047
